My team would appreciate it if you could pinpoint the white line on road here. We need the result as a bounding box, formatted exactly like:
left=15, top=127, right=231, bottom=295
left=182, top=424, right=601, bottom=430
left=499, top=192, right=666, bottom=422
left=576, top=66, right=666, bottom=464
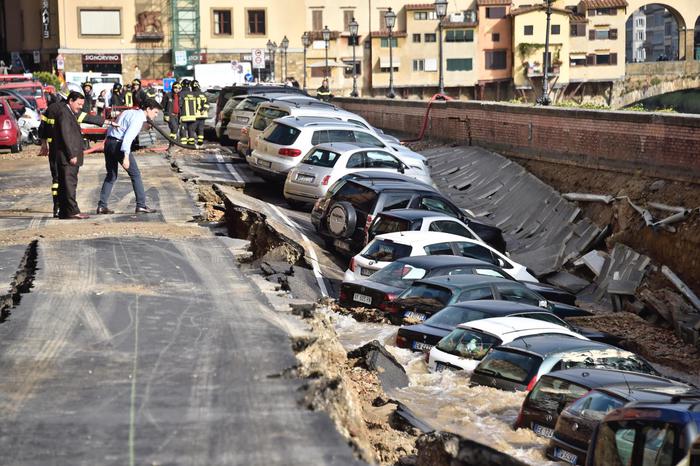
left=269, top=204, right=329, bottom=298
left=214, top=153, right=245, bottom=184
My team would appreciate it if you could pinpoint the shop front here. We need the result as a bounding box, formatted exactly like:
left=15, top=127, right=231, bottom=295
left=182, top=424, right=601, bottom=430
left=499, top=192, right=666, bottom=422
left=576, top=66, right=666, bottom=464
left=82, top=53, right=122, bottom=74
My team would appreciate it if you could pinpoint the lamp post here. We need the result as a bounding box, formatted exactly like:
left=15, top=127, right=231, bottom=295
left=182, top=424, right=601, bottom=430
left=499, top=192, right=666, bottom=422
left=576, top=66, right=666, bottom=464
left=322, top=25, right=331, bottom=80
left=385, top=7, right=396, bottom=98
left=539, top=0, right=553, bottom=105
left=349, top=17, right=359, bottom=97
left=266, top=39, right=277, bottom=82
left=301, top=31, right=311, bottom=91
left=434, top=0, right=448, bottom=95
left=280, top=35, right=289, bottom=81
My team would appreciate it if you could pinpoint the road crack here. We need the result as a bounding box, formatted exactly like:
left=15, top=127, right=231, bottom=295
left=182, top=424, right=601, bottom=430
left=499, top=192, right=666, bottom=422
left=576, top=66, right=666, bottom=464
left=1, top=240, right=38, bottom=323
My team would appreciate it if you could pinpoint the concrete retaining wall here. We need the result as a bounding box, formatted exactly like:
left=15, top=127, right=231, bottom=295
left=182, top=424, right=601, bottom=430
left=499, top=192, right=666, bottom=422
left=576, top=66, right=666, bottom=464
left=335, top=98, right=700, bottom=183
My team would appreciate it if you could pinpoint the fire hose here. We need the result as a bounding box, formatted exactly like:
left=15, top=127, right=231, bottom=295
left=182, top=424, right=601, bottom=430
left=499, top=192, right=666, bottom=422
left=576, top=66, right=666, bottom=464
left=146, top=117, right=206, bottom=150
left=400, top=93, right=454, bottom=144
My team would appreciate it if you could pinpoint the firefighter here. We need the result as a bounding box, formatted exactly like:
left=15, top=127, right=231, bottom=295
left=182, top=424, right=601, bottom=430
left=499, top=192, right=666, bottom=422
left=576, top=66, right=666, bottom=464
left=81, top=82, right=95, bottom=113
left=178, top=79, right=198, bottom=146
left=316, top=79, right=332, bottom=102
left=161, top=81, right=182, bottom=144
left=145, top=83, right=158, bottom=100
left=110, top=82, right=125, bottom=107
left=130, top=79, right=147, bottom=108
left=191, top=80, right=209, bottom=147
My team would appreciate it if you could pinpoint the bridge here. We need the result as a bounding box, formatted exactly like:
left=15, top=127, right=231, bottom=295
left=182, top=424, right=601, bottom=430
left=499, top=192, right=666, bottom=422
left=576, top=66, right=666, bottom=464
left=611, top=61, right=700, bottom=108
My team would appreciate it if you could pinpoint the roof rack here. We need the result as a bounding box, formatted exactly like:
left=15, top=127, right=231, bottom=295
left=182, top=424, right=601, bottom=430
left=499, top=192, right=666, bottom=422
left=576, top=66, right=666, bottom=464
left=670, top=390, right=700, bottom=403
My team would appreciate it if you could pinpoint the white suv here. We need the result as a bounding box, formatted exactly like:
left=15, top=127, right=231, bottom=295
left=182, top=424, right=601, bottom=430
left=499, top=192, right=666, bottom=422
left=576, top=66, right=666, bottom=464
left=249, top=117, right=430, bottom=179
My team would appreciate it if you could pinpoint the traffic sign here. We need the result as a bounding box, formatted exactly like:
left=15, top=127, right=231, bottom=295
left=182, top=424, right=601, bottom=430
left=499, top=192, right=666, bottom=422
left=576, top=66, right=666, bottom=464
left=56, top=54, right=64, bottom=70
left=251, top=48, right=266, bottom=69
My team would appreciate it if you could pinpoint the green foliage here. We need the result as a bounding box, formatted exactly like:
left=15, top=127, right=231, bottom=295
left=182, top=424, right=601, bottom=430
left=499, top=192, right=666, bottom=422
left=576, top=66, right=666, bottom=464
left=555, top=100, right=610, bottom=110
left=650, top=77, right=662, bottom=86
left=32, top=71, right=61, bottom=89
left=517, top=43, right=545, bottom=60
left=625, top=103, right=676, bottom=113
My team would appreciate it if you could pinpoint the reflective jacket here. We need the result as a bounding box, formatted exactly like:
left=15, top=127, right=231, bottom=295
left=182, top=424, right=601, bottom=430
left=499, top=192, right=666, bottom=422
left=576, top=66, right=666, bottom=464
left=193, top=90, right=209, bottom=119
left=179, top=90, right=198, bottom=122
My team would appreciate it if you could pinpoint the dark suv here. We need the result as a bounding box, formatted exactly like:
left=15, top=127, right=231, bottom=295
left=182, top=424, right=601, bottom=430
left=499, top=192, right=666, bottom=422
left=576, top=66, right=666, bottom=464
left=310, top=172, right=506, bottom=256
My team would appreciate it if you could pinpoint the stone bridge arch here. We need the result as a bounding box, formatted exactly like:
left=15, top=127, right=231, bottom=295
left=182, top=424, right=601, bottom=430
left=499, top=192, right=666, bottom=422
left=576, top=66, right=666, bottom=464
left=624, top=0, right=699, bottom=60
left=611, top=61, right=700, bottom=108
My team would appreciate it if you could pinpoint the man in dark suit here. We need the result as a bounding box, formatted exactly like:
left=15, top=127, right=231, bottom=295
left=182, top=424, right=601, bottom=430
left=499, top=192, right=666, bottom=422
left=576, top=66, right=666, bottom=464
left=55, top=91, right=90, bottom=219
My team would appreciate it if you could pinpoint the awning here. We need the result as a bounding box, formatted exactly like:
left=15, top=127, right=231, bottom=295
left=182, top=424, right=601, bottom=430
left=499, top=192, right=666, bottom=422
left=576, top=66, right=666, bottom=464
left=308, top=60, right=346, bottom=68
left=379, top=56, right=400, bottom=68
left=570, top=53, right=587, bottom=59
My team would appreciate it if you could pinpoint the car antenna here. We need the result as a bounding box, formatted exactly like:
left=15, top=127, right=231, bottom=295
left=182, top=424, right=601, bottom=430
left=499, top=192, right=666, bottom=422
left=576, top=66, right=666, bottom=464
left=622, top=371, right=632, bottom=395
left=520, top=335, right=531, bottom=350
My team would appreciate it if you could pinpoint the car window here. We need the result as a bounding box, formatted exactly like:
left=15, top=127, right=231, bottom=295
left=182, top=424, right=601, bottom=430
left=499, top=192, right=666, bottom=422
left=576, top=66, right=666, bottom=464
left=302, top=148, right=341, bottom=168
left=399, top=284, right=453, bottom=307
left=311, top=130, right=329, bottom=145
left=333, top=181, right=378, bottom=214
left=456, top=287, right=494, bottom=302
left=361, top=239, right=412, bottom=262
left=640, top=424, right=676, bottom=466
left=454, top=242, right=498, bottom=265
left=475, top=349, right=541, bottom=384
left=424, top=242, right=454, bottom=256
left=346, top=153, right=364, bottom=169
left=424, top=308, right=487, bottom=327
left=368, top=262, right=427, bottom=288
left=528, top=376, right=590, bottom=413
left=566, top=391, right=625, bottom=421
left=380, top=193, right=413, bottom=211
left=473, top=267, right=508, bottom=278
left=253, top=107, right=289, bottom=130
left=348, top=118, right=370, bottom=129
left=327, top=129, right=357, bottom=143
left=365, top=151, right=401, bottom=169
left=354, top=131, right=385, bottom=147
left=428, top=220, right=474, bottom=239
left=418, top=196, right=461, bottom=217
left=557, top=350, right=657, bottom=375
left=437, top=328, right=501, bottom=360
left=368, top=216, right=412, bottom=240
left=496, top=284, right=543, bottom=307
left=264, top=123, right=301, bottom=145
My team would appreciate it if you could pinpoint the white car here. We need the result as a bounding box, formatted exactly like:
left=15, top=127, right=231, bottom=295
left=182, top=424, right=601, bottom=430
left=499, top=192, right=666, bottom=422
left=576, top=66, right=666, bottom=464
left=283, top=143, right=433, bottom=205
left=428, top=316, right=588, bottom=373
left=344, top=231, right=537, bottom=283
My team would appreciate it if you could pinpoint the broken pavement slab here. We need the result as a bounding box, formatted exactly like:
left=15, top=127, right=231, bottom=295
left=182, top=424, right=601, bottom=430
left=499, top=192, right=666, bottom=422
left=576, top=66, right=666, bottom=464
left=414, top=431, right=529, bottom=466
left=347, top=340, right=409, bottom=391
left=170, top=151, right=264, bottom=188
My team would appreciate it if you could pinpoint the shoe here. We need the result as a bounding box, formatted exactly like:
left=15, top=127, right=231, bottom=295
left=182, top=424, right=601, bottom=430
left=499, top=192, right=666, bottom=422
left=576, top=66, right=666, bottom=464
left=62, top=213, right=90, bottom=220
left=96, top=206, right=114, bottom=214
left=135, top=206, right=157, bottom=214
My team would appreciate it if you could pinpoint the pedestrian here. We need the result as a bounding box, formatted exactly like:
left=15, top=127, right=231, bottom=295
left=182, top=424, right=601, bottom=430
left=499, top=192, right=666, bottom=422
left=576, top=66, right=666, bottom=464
left=96, top=98, right=162, bottom=215
left=290, top=77, right=300, bottom=88
left=81, top=82, right=95, bottom=113
left=178, top=79, right=198, bottom=146
left=317, top=79, right=332, bottom=102
left=130, top=79, right=147, bottom=107
left=161, top=81, right=182, bottom=144
left=96, top=90, right=106, bottom=116
left=191, top=80, right=209, bottom=147
left=110, top=82, right=125, bottom=107
left=133, top=65, right=141, bottom=80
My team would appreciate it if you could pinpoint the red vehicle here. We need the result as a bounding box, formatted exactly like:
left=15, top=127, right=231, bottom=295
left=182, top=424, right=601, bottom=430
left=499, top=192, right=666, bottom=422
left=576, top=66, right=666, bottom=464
left=0, top=81, right=47, bottom=111
left=0, top=74, right=33, bottom=84
left=0, top=97, right=22, bottom=152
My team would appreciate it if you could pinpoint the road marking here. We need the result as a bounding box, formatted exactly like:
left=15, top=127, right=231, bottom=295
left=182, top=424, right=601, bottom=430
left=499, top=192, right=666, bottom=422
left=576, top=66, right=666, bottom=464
left=214, top=153, right=244, bottom=184
left=128, top=302, right=139, bottom=466
left=269, top=204, right=329, bottom=298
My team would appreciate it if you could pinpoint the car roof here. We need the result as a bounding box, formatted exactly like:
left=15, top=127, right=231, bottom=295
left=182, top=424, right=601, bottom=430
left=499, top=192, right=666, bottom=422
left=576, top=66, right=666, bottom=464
left=341, top=171, right=435, bottom=188
left=375, top=231, right=469, bottom=246
left=312, top=142, right=380, bottom=153
left=606, top=391, right=700, bottom=420
left=600, top=384, right=693, bottom=401
left=498, top=334, right=613, bottom=356
left=413, top=274, right=514, bottom=290
left=395, top=255, right=493, bottom=268
left=446, top=300, right=549, bottom=314
left=542, top=368, right=681, bottom=388
left=259, top=100, right=338, bottom=112
left=377, top=209, right=455, bottom=221
left=458, top=316, right=578, bottom=338
left=275, top=115, right=367, bottom=129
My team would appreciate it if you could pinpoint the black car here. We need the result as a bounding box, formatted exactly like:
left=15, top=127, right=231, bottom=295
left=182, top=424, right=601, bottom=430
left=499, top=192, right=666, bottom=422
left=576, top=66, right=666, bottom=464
left=340, top=256, right=576, bottom=311
left=311, top=172, right=506, bottom=256
left=547, top=384, right=694, bottom=465
left=515, top=368, right=687, bottom=440
left=470, top=336, right=659, bottom=392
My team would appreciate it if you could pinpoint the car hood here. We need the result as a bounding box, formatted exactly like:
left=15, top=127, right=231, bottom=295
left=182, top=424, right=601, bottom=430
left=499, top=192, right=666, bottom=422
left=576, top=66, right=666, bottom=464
left=402, top=322, right=453, bottom=335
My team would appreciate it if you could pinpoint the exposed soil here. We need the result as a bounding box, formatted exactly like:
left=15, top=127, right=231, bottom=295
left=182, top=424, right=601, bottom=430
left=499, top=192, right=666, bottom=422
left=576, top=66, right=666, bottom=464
left=197, top=185, right=225, bottom=222
left=0, top=143, right=43, bottom=161
left=327, top=300, right=392, bottom=324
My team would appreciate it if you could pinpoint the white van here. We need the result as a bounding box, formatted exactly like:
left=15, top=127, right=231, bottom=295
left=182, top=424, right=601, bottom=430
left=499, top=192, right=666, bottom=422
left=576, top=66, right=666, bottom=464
left=64, top=72, right=123, bottom=98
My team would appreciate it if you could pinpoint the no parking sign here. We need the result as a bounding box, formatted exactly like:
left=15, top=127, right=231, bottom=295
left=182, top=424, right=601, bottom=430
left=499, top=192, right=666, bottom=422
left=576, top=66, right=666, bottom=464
left=251, top=48, right=266, bottom=69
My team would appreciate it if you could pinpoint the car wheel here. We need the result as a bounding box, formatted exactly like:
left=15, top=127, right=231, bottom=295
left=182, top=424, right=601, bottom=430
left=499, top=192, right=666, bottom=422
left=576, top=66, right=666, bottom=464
left=10, top=138, right=21, bottom=153
left=326, top=201, right=357, bottom=239
left=285, top=198, right=305, bottom=210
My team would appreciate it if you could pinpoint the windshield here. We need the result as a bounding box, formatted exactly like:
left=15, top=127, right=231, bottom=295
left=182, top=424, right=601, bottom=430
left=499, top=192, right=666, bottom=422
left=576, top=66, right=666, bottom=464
left=558, top=350, right=658, bottom=376
left=397, top=283, right=453, bottom=308
left=424, top=307, right=487, bottom=327
left=14, top=87, right=41, bottom=99
left=475, top=349, right=542, bottom=384
left=369, top=216, right=412, bottom=239
left=253, top=107, right=289, bottom=131
left=566, top=391, right=625, bottom=421
left=368, top=262, right=427, bottom=288
left=591, top=421, right=678, bottom=466
left=437, top=328, right=500, bottom=360
left=361, top=239, right=412, bottom=262
left=302, top=148, right=341, bottom=168
left=529, top=376, right=590, bottom=413
left=236, top=97, right=264, bottom=112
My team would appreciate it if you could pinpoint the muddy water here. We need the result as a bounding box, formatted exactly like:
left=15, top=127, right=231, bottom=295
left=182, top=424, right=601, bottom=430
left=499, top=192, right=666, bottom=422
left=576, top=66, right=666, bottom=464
left=330, top=309, right=563, bottom=465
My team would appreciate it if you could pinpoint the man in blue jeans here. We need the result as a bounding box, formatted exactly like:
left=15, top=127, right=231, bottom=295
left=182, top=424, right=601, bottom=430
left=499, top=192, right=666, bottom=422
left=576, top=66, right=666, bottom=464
left=97, top=98, right=162, bottom=214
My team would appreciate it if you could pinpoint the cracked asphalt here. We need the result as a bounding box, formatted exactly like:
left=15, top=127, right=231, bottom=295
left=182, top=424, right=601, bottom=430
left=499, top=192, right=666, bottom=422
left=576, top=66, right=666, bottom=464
left=0, top=150, right=361, bottom=465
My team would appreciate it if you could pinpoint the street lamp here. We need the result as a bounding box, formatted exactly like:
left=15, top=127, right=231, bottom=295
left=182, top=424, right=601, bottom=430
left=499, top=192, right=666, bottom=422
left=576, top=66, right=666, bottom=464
left=349, top=17, right=359, bottom=97
left=322, top=25, right=331, bottom=80
left=280, top=35, right=289, bottom=81
left=384, top=7, right=396, bottom=98
left=434, top=0, right=448, bottom=95
left=301, top=31, right=311, bottom=91
left=538, top=0, right=553, bottom=105
left=266, top=39, right=277, bottom=82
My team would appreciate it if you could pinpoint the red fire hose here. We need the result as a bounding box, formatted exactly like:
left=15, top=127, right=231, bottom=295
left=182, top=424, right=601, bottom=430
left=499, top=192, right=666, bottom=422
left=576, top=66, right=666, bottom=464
left=400, top=93, right=453, bottom=144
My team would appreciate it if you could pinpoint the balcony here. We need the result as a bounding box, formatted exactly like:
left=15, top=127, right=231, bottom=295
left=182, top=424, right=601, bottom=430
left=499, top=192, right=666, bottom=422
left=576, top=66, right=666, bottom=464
left=524, top=61, right=561, bottom=77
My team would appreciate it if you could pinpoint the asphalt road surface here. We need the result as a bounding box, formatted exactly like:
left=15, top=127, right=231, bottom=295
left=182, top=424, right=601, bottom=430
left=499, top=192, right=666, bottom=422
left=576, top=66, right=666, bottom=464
left=0, top=151, right=361, bottom=465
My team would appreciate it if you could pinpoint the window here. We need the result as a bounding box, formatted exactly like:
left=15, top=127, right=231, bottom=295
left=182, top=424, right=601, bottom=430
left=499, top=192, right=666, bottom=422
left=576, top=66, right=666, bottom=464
left=457, top=287, right=494, bottom=302
left=302, top=149, right=341, bottom=168
left=445, top=29, right=474, bottom=42
left=252, top=107, right=288, bottom=130
left=491, top=32, right=500, bottom=42
left=428, top=220, right=474, bottom=238
left=380, top=37, right=398, bottom=47
left=247, top=9, right=266, bottom=35
left=485, top=50, right=507, bottom=70
left=454, top=242, right=497, bottom=264
left=353, top=131, right=384, bottom=147
left=496, top=284, right=542, bottom=306
left=414, top=11, right=436, bottom=20
left=424, top=33, right=437, bottom=42
left=595, top=29, right=609, bottom=40
left=551, top=24, right=560, bottom=35
left=436, top=327, right=500, bottom=359
left=348, top=35, right=360, bottom=46
left=570, top=56, right=586, bottom=66
left=380, top=193, right=413, bottom=210
left=485, top=7, right=506, bottom=19
left=424, top=243, right=454, bottom=256
left=592, top=7, right=616, bottom=15
left=79, top=9, right=121, bottom=36
left=312, top=10, right=323, bottom=31
left=413, top=59, right=425, bottom=71
left=362, top=240, right=412, bottom=262
left=570, top=24, right=586, bottom=36
left=346, top=153, right=364, bottom=169
left=446, top=58, right=473, bottom=71
left=213, top=9, right=232, bottom=35
left=596, top=54, right=611, bottom=65
left=310, top=67, right=328, bottom=78
left=412, top=33, right=422, bottom=43
left=524, top=25, right=534, bottom=36
left=343, top=10, right=354, bottom=31
left=418, top=196, right=459, bottom=216
left=365, top=151, right=401, bottom=169
left=264, top=123, right=300, bottom=145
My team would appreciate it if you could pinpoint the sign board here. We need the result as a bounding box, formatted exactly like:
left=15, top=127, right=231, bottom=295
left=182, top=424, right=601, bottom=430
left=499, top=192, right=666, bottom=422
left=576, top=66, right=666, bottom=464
left=33, top=51, right=41, bottom=64
left=56, top=54, right=65, bottom=70
left=186, top=51, right=207, bottom=65
left=174, top=50, right=187, bottom=66
left=41, top=0, right=50, bottom=39
left=82, top=53, right=121, bottom=64
left=10, top=52, right=24, bottom=71
left=251, top=48, right=266, bottom=69
left=163, top=77, right=176, bottom=92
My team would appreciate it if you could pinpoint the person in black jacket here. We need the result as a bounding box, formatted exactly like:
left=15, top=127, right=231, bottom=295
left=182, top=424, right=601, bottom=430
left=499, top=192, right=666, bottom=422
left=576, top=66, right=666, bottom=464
left=109, top=83, right=125, bottom=107
left=129, top=79, right=147, bottom=108
left=81, top=82, right=94, bottom=113
left=161, top=81, right=182, bottom=143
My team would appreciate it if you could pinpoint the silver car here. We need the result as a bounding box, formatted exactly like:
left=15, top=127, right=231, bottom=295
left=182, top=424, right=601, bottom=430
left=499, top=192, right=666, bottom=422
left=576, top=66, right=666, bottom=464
left=283, top=142, right=433, bottom=205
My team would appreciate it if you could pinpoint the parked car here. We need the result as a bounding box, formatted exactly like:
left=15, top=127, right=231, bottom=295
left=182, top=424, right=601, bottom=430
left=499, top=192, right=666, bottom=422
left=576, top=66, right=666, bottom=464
left=0, top=80, right=47, bottom=110
left=0, top=98, right=22, bottom=152
left=428, top=316, right=588, bottom=373
left=367, top=209, right=482, bottom=244
left=345, top=232, right=536, bottom=282
left=547, top=384, right=695, bottom=465
left=470, top=336, right=659, bottom=392
left=515, top=368, right=689, bottom=439
left=397, top=301, right=614, bottom=353
left=585, top=390, right=700, bottom=466
left=311, top=173, right=506, bottom=255
left=283, top=143, right=433, bottom=206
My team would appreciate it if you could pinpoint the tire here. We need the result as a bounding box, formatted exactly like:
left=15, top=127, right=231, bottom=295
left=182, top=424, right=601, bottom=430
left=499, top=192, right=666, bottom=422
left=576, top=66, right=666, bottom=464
left=10, top=137, right=21, bottom=153
left=325, top=201, right=357, bottom=239
left=285, top=198, right=305, bottom=210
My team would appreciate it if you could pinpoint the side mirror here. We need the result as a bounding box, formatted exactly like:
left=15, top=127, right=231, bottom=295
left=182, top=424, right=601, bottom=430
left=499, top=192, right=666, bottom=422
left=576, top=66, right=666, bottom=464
left=397, top=164, right=405, bottom=174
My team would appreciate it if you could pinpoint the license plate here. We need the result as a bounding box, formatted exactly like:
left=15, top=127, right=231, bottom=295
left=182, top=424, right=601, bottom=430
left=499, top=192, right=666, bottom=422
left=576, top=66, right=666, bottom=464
left=352, top=293, right=372, bottom=305
left=256, top=158, right=271, bottom=168
left=435, top=361, right=452, bottom=372
left=296, top=174, right=315, bottom=184
left=360, top=267, right=373, bottom=277
left=333, top=239, right=350, bottom=251
left=532, top=423, right=555, bottom=438
left=237, top=116, right=249, bottom=123
left=412, top=341, right=433, bottom=351
left=403, top=310, right=427, bottom=321
left=553, top=447, right=578, bottom=464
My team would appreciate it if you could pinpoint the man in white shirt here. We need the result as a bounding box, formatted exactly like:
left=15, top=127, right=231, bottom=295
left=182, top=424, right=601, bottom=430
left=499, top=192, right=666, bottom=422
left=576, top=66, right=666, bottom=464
left=96, top=98, right=162, bottom=214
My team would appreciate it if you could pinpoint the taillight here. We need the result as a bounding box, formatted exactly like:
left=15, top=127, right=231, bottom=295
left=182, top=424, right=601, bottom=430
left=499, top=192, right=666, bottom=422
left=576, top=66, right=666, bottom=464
left=321, top=175, right=331, bottom=186
left=349, top=257, right=355, bottom=272
left=378, top=293, right=397, bottom=312
left=526, top=375, right=539, bottom=391
left=339, top=289, right=348, bottom=302
left=1, top=119, right=11, bottom=130
left=278, top=148, right=302, bottom=157
left=396, top=334, right=408, bottom=348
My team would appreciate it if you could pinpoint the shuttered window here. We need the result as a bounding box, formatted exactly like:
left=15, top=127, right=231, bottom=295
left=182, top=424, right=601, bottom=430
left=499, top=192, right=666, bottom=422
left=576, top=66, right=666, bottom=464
left=312, top=10, right=323, bottom=31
